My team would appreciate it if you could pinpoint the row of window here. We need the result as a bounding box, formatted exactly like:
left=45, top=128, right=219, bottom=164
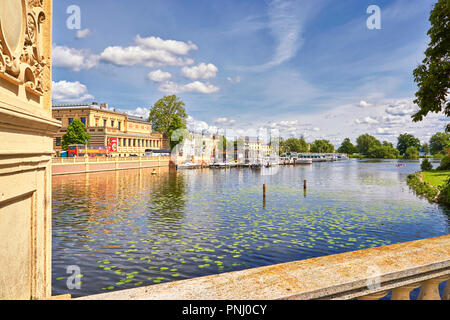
left=117, top=138, right=160, bottom=148
left=56, top=117, right=87, bottom=126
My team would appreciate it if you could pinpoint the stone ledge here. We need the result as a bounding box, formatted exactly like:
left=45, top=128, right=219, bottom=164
left=76, top=235, right=450, bottom=300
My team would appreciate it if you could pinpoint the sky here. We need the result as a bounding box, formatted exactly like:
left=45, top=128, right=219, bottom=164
left=51, top=0, right=448, bottom=146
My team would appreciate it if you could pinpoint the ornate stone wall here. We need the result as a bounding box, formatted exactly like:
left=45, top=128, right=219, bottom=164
left=0, top=0, right=59, bottom=299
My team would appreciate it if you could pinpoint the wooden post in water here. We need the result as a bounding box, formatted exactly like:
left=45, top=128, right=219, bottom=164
left=263, top=184, right=267, bottom=208
left=304, top=180, right=307, bottom=190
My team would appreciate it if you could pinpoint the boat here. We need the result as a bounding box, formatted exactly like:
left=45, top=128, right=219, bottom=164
left=176, top=162, right=198, bottom=169
left=295, top=159, right=313, bottom=165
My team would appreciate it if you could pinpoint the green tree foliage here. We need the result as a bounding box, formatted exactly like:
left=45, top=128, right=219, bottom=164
left=404, top=146, right=420, bottom=160
left=337, top=138, right=357, bottom=154
left=438, top=155, right=450, bottom=170
left=62, top=119, right=90, bottom=151
left=167, top=115, right=187, bottom=150
left=356, top=134, right=381, bottom=156
left=310, top=140, right=334, bottom=153
left=412, top=0, right=450, bottom=122
left=397, top=133, right=421, bottom=155
left=422, top=143, right=430, bottom=155
left=367, top=144, right=400, bottom=159
left=421, top=158, right=433, bottom=171
left=149, top=95, right=187, bottom=136
left=429, top=132, right=450, bottom=155
left=283, top=137, right=309, bottom=153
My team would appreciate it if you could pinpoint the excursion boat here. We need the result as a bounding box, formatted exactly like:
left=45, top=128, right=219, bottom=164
left=295, top=158, right=313, bottom=165
left=176, top=162, right=198, bottom=169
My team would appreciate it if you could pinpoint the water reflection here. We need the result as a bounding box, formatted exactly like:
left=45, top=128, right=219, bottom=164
left=52, top=161, right=449, bottom=297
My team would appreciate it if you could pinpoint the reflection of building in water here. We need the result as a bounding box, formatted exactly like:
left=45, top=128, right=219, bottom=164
left=52, top=102, right=168, bottom=157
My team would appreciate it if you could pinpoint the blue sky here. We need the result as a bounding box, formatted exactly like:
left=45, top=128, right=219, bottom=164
left=52, top=0, right=447, bottom=145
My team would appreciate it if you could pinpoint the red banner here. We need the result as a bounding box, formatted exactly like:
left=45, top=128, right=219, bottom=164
left=107, top=137, right=118, bottom=152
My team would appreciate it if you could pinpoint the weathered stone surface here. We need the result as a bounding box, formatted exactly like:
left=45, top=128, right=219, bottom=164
left=0, top=0, right=59, bottom=300
left=77, top=235, right=450, bottom=300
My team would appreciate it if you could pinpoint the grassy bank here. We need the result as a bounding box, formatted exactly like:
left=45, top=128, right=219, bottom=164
left=408, top=171, right=450, bottom=205
left=422, top=170, right=450, bottom=188
left=407, top=173, right=440, bottom=201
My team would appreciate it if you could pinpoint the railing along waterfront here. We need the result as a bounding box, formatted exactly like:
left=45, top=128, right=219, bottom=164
left=51, top=156, right=171, bottom=175
left=75, top=235, right=449, bottom=300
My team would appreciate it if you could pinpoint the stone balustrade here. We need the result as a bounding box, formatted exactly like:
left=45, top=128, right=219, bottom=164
left=76, top=235, right=449, bottom=300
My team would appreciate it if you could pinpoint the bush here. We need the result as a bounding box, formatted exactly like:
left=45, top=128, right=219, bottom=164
left=421, top=158, right=433, bottom=171
left=438, top=178, right=450, bottom=205
left=438, top=155, right=450, bottom=170
left=404, top=147, right=419, bottom=160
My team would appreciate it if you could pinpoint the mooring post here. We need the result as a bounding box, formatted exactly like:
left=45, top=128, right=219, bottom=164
left=263, top=184, right=266, bottom=200
left=304, top=180, right=307, bottom=190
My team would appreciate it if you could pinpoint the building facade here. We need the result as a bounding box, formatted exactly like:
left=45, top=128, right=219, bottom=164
left=52, top=103, right=169, bottom=157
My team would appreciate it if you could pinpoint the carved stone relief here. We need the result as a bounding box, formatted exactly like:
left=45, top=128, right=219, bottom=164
left=0, top=0, right=46, bottom=95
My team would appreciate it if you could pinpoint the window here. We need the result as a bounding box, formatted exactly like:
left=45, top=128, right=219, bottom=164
left=81, top=117, right=86, bottom=126
left=55, top=137, right=61, bottom=146
left=56, top=118, right=62, bottom=122
left=103, top=119, right=107, bottom=127
left=68, top=118, right=74, bottom=125
left=118, top=122, right=121, bottom=130
left=111, top=120, right=115, bottom=127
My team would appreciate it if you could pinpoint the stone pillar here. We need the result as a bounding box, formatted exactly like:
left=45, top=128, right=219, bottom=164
left=0, top=0, right=59, bottom=299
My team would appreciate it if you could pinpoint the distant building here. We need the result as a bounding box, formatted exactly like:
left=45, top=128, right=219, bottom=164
left=52, top=102, right=169, bottom=156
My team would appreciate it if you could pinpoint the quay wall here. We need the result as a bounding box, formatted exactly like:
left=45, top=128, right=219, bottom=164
left=52, top=157, right=171, bottom=176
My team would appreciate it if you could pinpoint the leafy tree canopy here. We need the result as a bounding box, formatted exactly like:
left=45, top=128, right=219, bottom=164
left=429, top=132, right=450, bottom=155
left=397, top=133, right=421, bottom=155
left=356, top=134, right=381, bottom=156
left=367, top=144, right=400, bottom=159
left=310, top=140, right=334, bottom=153
left=167, top=114, right=187, bottom=150
left=404, top=146, right=420, bottom=160
left=422, top=143, right=430, bottom=155
left=412, top=0, right=450, bottom=122
left=149, top=95, right=187, bottom=136
left=62, top=119, right=90, bottom=151
left=282, top=137, right=309, bottom=153
left=338, top=138, right=357, bottom=154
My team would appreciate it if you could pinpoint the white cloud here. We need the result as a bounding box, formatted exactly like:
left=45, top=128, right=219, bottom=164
left=214, top=117, right=236, bottom=126
left=385, top=100, right=416, bottom=116
left=376, top=127, right=396, bottom=136
left=355, top=116, right=379, bottom=125
left=147, top=70, right=172, bottom=82
left=76, top=29, right=91, bottom=39
left=52, top=80, right=94, bottom=103
left=100, top=35, right=196, bottom=68
left=227, top=76, right=241, bottom=84
left=135, top=35, right=198, bottom=55
left=182, top=63, right=218, bottom=80
left=117, top=107, right=150, bottom=119
left=187, top=116, right=218, bottom=134
left=52, top=45, right=99, bottom=71
left=358, top=100, right=372, bottom=107
left=159, top=81, right=219, bottom=94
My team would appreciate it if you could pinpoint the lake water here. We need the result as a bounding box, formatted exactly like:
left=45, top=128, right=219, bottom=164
left=52, top=159, right=449, bottom=298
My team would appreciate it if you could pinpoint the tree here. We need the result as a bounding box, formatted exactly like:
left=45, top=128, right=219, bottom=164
left=167, top=115, right=187, bottom=150
left=149, top=95, right=187, bottom=136
left=397, top=133, right=421, bottom=155
left=338, top=138, right=357, bottom=154
left=368, top=144, right=400, bottom=159
left=421, top=158, right=433, bottom=171
left=284, top=137, right=309, bottom=153
left=422, top=143, right=430, bottom=155
left=412, top=0, right=450, bottom=122
left=404, top=146, right=420, bottom=160
left=310, top=140, right=334, bottom=153
left=62, top=119, right=90, bottom=151
left=356, top=134, right=381, bottom=156
left=429, top=132, right=450, bottom=155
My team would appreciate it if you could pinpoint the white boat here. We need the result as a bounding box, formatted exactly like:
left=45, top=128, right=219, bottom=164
left=176, top=162, right=198, bottom=169
left=295, top=158, right=313, bottom=165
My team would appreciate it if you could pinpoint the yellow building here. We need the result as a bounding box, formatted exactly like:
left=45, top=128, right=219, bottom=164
left=53, top=103, right=168, bottom=157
